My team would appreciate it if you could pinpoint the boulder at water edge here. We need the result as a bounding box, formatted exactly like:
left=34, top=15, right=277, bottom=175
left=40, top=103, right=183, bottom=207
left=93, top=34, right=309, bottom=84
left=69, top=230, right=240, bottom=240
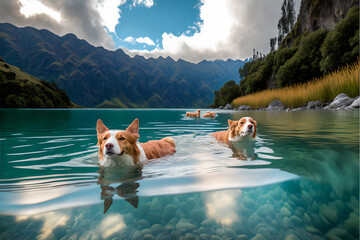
left=266, top=99, right=285, bottom=110
left=324, top=93, right=354, bottom=109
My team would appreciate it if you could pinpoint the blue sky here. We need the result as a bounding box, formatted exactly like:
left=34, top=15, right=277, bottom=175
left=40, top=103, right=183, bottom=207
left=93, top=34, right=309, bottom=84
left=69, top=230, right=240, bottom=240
left=0, top=0, right=301, bottom=63
left=112, top=0, right=202, bottom=51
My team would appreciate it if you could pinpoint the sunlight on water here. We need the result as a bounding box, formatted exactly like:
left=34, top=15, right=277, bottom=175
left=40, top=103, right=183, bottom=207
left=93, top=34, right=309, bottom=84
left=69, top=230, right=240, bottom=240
left=0, top=109, right=359, bottom=239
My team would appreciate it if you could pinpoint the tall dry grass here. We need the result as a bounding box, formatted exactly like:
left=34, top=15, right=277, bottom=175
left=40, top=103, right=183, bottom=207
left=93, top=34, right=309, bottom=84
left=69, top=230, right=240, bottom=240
left=233, top=60, right=359, bottom=109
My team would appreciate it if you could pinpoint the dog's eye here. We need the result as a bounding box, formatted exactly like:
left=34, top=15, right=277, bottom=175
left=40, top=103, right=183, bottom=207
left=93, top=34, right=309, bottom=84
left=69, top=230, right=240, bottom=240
left=118, top=137, right=125, bottom=141
left=103, top=137, right=107, bottom=140
left=240, top=122, right=244, bottom=124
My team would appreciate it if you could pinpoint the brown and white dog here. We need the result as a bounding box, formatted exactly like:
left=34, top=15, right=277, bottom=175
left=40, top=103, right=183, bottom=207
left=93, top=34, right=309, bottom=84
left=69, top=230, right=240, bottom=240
left=96, top=119, right=176, bottom=167
left=186, top=109, right=200, bottom=117
left=202, top=111, right=216, bottom=118
left=212, top=117, right=257, bottom=160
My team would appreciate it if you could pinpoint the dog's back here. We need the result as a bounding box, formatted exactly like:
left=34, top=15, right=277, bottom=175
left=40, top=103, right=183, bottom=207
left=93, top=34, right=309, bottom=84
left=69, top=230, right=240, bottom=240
left=186, top=110, right=200, bottom=117
left=140, top=137, right=176, bottom=160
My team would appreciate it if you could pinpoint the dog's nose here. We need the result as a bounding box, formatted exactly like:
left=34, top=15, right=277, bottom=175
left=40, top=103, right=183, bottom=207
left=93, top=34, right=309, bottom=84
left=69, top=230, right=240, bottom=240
left=105, top=143, right=114, bottom=150
left=248, top=124, right=253, bottom=129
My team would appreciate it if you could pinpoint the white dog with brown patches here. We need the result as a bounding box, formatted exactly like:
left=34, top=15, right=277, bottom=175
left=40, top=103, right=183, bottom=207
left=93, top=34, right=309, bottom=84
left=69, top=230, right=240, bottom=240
left=212, top=117, right=257, bottom=160
left=96, top=119, right=176, bottom=167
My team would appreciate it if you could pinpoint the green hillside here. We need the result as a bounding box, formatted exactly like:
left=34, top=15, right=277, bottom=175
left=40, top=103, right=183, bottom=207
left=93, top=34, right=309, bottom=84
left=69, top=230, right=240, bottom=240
left=0, top=58, right=73, bottom=108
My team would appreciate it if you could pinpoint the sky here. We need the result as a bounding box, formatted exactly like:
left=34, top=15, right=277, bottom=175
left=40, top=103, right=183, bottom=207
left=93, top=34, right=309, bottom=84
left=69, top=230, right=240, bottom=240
left=0, top=0, right=300, bottom=63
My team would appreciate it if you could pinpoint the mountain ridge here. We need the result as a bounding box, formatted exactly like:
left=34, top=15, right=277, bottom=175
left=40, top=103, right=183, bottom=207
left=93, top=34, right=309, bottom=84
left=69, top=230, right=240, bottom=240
left=0, top=23, right=246, bottom=107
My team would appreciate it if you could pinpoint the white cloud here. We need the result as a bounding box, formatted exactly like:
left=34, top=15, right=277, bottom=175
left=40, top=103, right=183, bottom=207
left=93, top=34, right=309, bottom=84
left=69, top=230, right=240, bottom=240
left=135, top=36, right=155, bottom=46
left=124, top=36, right=135, bottom=43
left=96, top=0, right=127, bottom=33
left=124, top=0, right=301, bottom=62
left=132, top=0, right=154, bottom=8
left=19, top=0, right=61, bottom=22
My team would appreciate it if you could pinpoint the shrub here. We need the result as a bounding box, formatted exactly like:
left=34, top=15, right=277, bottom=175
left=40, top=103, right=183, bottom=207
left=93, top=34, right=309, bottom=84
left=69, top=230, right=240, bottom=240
left=320, top=6, right=359, bottom=73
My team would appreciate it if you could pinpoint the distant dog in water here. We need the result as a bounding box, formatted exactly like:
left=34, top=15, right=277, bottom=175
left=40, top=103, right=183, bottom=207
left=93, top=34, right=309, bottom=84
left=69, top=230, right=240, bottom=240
left=96, top=119, right=176, bottom=167
left=202, top=111, right=216, bottom=118
left=212, top=117, right=257, bottom=160
left=186, top=109, right=201, bottom=117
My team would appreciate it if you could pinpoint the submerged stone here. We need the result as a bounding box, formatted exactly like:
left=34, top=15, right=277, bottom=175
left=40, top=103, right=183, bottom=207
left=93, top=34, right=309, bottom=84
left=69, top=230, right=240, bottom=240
left=242, top=196, right=256, bottom=209
left=143, top=234, right=155, bottom=240
left=189, top=209, right=206, bottom=223
left=344, top=213, right=359, bottom=236
left=163, top=204, right=177, bottom=219
left=236, top=234, right=248, bottom=240
left=280, top=207, right=291, bottom=217
left=250, top=233, right=266, bottom=240
left=176, top=219, right=196, bottom=232
left=319, top=204, right=338, bottom=223
left=305, top=225, right=321, bottom=235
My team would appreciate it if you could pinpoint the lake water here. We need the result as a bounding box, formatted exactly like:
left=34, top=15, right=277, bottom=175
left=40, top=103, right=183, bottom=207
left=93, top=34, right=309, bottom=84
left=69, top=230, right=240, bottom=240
left=0, top=109, right=358, bottom=240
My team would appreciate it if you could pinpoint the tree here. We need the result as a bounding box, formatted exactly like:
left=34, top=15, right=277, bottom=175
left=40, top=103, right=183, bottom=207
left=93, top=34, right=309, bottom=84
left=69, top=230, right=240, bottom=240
left=270, top=37, right=277, bottom=52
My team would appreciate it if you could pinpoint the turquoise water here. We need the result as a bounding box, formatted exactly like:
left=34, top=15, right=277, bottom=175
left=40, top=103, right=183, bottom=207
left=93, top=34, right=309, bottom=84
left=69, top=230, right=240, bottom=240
left=0, top=109, right=359, bottom=240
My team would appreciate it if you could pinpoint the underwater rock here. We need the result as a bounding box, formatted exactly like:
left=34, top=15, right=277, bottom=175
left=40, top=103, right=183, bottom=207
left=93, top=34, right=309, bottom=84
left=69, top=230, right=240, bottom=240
left=52, top=226, right=67, bottom=239
left=305, top=225, right=321, bottom=235
left=301, top=190, right=312, bottom=205
left=141, top=228, right=151, bottom=236
left=189, top=209, right=206, bottom=223
left=319, top=204, right=338, bottom=223
left=138, top=219, right=150, bottom=229
left=242, top=196, right=256, bottom=209
left=156, top=233, right=172, bottom=240
left=284, top=233, right=300, bottom=240
left=250, top=233, right=266, bottom=240
left=302, top=213, right=311, bottom=224
left=236, top=235, right=248, bottom=240
left=282, top=217, right=293, bottom=229
left=200, top=233, right=210, bottom=240
left=290, top=216, right=303, bottom=227
left=324, top=233, right=342, bottom=240
left=257, top=204, right=275, bottom=218
left=131, top=231, right=143, bottom=240
left=187, top=198, right=197, bottom=210
left=176, top=219, right=196, bottom=232
left=271, top=187, right=283, bottom=201
left=327, top=228, right=353, bottom=239
left=151, top=224, right=163, bottom=236
left=143, top=233, right=155, bottom=240
left=280, top=207, right=292, bottom=217
left=256, top=227, right=271, bottom=239
left=310, top=213, right=323, bottom=229
left=344, top=212, right=359, bottom=236
left=148, top=212, right=162, bottom=225
left=184, top=232, right=198, bottom=240
left=201, top=219, right=215, bottom=228
left=163, top=204, right=177, bottom=220
left=347, top=197, right=359, bottom=210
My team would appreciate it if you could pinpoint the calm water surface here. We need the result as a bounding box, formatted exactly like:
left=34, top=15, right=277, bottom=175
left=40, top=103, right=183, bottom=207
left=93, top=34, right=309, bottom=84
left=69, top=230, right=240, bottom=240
left=0, top=109, right=358, bottom=239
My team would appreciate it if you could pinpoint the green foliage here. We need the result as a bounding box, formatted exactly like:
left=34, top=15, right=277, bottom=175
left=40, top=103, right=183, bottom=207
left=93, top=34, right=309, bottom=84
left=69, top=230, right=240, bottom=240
left=0, top=61, right=72, bottom=108
left=276, top=29, right=327, bottom=87
left=320, top=6, right=359, bottom=73
left=212, top=80, right=241, bottom=107
left=272, top=46, right=297, bottom=73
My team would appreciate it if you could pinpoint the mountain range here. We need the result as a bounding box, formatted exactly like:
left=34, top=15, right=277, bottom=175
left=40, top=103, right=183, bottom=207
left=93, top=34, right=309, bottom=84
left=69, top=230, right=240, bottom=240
left=0, top=23, right=246, bottom=107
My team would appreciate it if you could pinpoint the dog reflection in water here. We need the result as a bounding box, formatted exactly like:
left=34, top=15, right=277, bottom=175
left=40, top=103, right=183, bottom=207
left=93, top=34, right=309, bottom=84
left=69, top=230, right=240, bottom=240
left=98, top=166, right=142, bottom=213
left=212, top=117, right=257, bottom=160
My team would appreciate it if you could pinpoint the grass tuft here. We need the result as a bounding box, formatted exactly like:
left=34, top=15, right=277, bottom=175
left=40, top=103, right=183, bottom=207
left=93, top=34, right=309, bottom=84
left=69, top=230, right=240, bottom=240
left=233, top=60, right=359, bottom=109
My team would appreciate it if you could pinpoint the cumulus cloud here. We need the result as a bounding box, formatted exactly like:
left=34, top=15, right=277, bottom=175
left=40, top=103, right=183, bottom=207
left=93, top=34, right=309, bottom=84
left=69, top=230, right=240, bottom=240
left=0, top=0, right=127, bottom=50
left=132, top=0, right=154, bottom=8
left=135, top=36, right=155, bottom=46
left=124, top=0, right=301, bottom=62
left=124, top=36, right=135, bottom=43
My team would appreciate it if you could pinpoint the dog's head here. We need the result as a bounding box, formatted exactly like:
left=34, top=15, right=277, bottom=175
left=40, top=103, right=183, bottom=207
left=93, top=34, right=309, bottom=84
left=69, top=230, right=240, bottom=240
left=96, top=119, right=141, bottom=163
left=228, top=117, right=257, bottom=141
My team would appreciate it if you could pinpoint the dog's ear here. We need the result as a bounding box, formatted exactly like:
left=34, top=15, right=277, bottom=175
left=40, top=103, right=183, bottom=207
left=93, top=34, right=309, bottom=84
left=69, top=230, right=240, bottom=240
left=252, top=121, right=257, bottom=138
left=228, top=119, right=236, bottom=127
left=126, top=118, right=139, bottom=134
left=97, top=119, right=109, bottom=139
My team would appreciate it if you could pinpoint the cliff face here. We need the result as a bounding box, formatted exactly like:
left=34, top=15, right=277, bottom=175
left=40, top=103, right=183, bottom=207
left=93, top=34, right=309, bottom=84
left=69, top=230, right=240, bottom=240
left=298, top=0, right=359, bottom=33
